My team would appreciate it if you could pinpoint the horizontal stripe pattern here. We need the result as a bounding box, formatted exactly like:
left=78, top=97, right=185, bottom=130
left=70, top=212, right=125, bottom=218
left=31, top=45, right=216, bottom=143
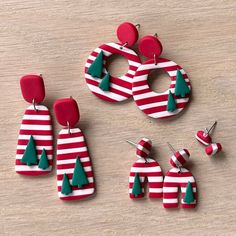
left=56, top=128, right=95, bottom=200
left=15, top=105, right=53, bottom=175
left=163, top=167, right=197, bottom=208
left=132, top=58, right=191, bottom=119
left=129, top=158, right=163, bottom=199
left=85, top=42, right=141, bottom=102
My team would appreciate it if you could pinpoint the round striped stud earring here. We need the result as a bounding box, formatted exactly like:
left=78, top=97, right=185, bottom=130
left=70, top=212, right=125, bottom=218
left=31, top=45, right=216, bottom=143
left=15, top=75, right=53, bottom=176
left=54, top=97, right=95, bottom=200
left=205, top=143, right=222, bottom=156
left=85, top=22, right=141, bottom=102
left=132, top=34, right=191, bottom=119
left=163, top=143, right=197, bottom=208
left=127, top=138, right=163, bottom=199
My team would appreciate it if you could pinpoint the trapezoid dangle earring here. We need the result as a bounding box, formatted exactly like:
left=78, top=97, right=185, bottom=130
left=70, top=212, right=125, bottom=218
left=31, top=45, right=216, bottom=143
left=15, top=75, right=53, bottom=175
left=132, top=35, right=191, bottom=119
left=127, top=138, right=163, bottom=199
left=85, top=22, right=142, bottom=102
left=54, top=97, right=95, bottom=200
left=163, top=143, right=197, bottom=208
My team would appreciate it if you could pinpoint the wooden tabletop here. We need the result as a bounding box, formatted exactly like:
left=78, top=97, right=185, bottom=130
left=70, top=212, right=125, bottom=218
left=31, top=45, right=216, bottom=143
left=1, top=0, right=236, bottom=235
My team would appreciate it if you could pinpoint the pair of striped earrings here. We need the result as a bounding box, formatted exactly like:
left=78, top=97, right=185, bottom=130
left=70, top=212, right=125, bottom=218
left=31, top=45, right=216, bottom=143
left=127, top=138, right=197, bottom=208
left=85, top=22, right=191, bottom=119
left=16, top=75, right=95, bottom=200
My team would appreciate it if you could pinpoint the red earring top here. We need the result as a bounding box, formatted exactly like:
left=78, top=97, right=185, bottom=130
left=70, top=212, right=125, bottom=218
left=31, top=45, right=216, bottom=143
left=116, top=22, right=139, bottom=47
left=20, top=75, right=45, bottom=104
left=54, top=98, right=80, bottom=128
left=138, top=35, right=163, bottom=59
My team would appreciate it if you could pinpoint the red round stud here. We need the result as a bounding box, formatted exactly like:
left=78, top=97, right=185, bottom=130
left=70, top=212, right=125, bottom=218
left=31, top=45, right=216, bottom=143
left=116, top=22, right=138, bottom=47
left=205, top=143, right=222, bottom=156
left=138, top=35, right=163, bottom=58
left=20, top=75, right=45, bottom=104
left=54, top=98, right=80, bottom=128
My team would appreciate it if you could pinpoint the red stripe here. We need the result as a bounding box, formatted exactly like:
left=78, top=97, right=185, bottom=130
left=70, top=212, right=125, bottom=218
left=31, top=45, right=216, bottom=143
left=16, top=149, right=53, bottom=155
left=17, top=139, right=53, bottom=146
left=24, top=110, right=50, bottom=115
left=21, top=120, right=51, bottom=125
left=132, top=162, right=160, bottom=168
left=58, top=183, right=95, bottom=192
left=56, top=152, right=89, bottom=160
left=58, top=131, right=82, bottom=139
left=19, top=130, right=52, bottom=135
left=56, top=161, right=92, bottom=170
left=16, top=171, right=51, bottom=176
left=57, top=141, right=87, bottom=150
left=15, top=159, right=53, bottom=166
left=57, top=171, right=94, bottom=180
left=60, top=193, right=94, bottom=201
left=129, top=172, right=162, bottom=177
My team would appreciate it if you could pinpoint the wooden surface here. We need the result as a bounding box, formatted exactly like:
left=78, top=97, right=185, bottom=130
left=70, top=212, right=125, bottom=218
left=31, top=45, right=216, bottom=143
left=0, top=0, right=236, bottom=235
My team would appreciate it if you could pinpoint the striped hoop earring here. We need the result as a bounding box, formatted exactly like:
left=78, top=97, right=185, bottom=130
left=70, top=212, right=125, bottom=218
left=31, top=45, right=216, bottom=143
left=85, top=22, right=141, bottom=102
left=132, top=35, right=191, bottom=119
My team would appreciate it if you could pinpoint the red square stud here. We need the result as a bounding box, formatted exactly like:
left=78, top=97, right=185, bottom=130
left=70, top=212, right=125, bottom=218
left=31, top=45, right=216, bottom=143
left=54, top=98, right=80, bottom=127
left=20, top=75, right=45, bottom=104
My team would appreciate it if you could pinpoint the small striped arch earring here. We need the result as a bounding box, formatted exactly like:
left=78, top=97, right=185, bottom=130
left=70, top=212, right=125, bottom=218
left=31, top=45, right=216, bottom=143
left=127, top=138, right=164, bottom=199
left=85, top=22, right=141, bottom=102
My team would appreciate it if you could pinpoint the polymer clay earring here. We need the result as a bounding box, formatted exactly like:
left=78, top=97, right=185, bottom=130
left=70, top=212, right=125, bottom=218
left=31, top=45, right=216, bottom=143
left=195, top=121, right=217, bottom=146
left=15, top=75, right=53, bottom=175
left=205, top=143, right=222, bottom=156
left=54, top=97, right=95, bottom=200
left=127, top=138, right=163, bottom=199
left=132, top=35, right=191, bottom=119
left=85, top=22, right=141, bottom=102
left=163, top=143, right=197, bottom=208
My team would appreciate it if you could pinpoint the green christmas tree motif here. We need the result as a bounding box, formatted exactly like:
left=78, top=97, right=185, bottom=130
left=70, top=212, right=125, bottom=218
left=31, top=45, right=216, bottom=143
left=183, top=181, right=195, bottom=204
left=21, top=135, right=38, bottom=166
left=38, top=148, right=49, bottom=170
left=167, top=90, right=177, bottom=112
left=175, top=69, right=190, bottom=97
left=87, top=51, right=104, bottom=78
left=72, top=157, right=89, bottom=187
left=99, top=72, right=110, bottom=91
left=132, top=173, right=142, bottom=197
left=61, top=173, right=72, bottom=195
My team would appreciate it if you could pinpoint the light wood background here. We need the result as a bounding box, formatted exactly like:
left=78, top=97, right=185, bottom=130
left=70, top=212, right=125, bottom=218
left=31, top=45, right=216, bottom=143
left=0, top=0, right=236, bottom=235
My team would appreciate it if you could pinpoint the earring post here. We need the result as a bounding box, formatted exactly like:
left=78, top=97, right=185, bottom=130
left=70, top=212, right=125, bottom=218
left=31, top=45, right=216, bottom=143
left=167, top=142, right=176, bottom=154
left=126, top=140, right=137, bottom=147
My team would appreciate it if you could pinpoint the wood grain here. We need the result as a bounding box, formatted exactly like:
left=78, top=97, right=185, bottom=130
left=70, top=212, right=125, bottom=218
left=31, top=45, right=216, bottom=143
left=0, top=0, right=236, bottom=235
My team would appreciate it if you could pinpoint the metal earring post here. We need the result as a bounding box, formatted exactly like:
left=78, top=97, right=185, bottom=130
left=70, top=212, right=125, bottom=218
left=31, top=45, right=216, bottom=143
left=126, top=140, right=137, bottom=147
left=167, top=142, right=176, bottom=154
left=32, top=98, right=38, bottom=112
left=207, top=121, right=217, bottom=134
left=120, top=42, right=128, bottom=50
left=67, top=121, right=71, bottom=135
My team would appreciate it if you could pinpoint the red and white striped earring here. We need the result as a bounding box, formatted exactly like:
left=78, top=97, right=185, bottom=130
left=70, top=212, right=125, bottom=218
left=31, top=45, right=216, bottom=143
left=163, top=143, right=197, bottom=208
left=132, top=35, right=191, bottom=119
left=15, top=75, right=53, bottom=175
left=54, top=97, right=95, bottom=200
left=85, top=22, right=141, bottom=102
left=127, top=138, right=163, bottom=199
left=195, top=121, right=217, bottom=146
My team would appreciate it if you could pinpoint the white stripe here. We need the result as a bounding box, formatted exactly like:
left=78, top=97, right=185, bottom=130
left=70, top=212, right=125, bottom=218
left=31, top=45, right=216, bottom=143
left=171, top=154, right=182, bottom=167
left=129, top=188, right=144, bottom=193
left=57, top=136, right=84, bottom=145
left=85, top=73, right=132, bottom=95
left=23, top=115, right=50, bottom=120
left=163, top=187, right=197, bottom=193
left=139, top=61, right=177, bottom=70
left=195, top=135, right=209, bottom=146
left=18, top=135, right=53, bottom=141
left=169, top=167, right=189, bottom=173
left=107, top=42, right=137, bottom=56
left=16, top=154, right=53, bottom=160
left=128, top=60, right=141, bottom=67
left=164, top=176, right=195, bottom=183
left=56, top=166, right=91, bottom=175
left=17, top=145, right=53, bottom=151
left=129, top=176, right=163, bottom=183
left=57, top=177, right=94, bottom=186
left=27, top=105, right=49, bottom=111
left=148, top=108, right=184, bottom=119
left=149, top=188, right=163, bottom=193
left=20, top=124, right=52, bottom=131
left=87, top=83, right=127, bottom=101
left=212, top=143, right=218, bottom=155
left=138, top=97, right=189, bottom=110
left=57, top=147, right=87, bottom=155
left=59, top=188, right=94, bottom=198
left=15, top=165, right=52, bottom=171
left=179, top=149, right=189, bottom=161
left=119, top=75, right=133, bottom=83
left=131, top=166, right=162, bottom=173
left=57, top=157, right=90, bottom=165
left=137, top=144, right=149, bottom=155
left=59, top=128, right=81, bottom=135
left=135, top=158, right=155, bottom=163
left=132, top=85, right=149, bottom=92
left=163, top=198, right=178, bottom=203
